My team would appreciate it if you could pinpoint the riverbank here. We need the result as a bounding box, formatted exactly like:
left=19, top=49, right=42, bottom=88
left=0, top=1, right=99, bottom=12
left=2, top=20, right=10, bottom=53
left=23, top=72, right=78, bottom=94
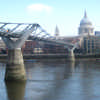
left=0, top=54, right=100, bottom=60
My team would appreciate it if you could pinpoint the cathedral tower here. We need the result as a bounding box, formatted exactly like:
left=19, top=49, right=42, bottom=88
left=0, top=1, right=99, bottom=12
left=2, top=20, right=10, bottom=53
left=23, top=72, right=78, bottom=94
left=55, top=25, right=59, bottom=38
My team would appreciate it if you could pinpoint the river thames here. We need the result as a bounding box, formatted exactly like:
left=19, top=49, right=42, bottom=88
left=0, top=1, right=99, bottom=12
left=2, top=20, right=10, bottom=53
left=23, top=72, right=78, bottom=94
left=0, top=59, right=100, bottom=100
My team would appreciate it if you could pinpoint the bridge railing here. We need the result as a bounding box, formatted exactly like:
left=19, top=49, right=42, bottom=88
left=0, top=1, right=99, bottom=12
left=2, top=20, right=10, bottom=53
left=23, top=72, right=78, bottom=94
left=0, top=22, right=40, bottom=34
left=0, top=22, right=80, bottom=49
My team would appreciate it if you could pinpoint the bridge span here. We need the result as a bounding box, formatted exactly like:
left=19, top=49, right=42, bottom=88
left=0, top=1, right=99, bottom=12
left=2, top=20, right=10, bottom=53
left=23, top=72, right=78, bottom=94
left=0, top=22, right=79, bottom=81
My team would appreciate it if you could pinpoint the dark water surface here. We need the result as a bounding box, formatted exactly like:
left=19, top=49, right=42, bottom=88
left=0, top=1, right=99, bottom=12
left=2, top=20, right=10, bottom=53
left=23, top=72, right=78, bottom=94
left=0, top=59, right=100, bottom=100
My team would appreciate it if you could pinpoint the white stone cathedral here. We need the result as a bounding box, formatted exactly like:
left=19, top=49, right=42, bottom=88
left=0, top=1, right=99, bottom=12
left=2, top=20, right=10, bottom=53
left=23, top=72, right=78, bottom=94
left=78, top=11, right=94, bottom=36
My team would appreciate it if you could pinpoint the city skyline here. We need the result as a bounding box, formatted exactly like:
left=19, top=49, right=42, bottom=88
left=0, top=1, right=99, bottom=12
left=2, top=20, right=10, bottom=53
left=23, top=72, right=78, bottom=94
left=0, top=0, right=100, bottom=36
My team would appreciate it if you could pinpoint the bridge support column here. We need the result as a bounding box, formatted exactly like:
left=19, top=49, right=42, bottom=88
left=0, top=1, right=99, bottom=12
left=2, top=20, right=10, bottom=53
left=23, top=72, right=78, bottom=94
left=2, top=31, right=30, bottom=81
left=1, top=23, right=38, bottom=81
left=5, top=48, right=26, bottom=81
left=68, top=50, right=75, bottom=61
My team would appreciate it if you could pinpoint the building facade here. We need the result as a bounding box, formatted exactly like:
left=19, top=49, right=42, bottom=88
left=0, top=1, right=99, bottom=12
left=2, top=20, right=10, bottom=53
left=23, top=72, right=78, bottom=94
left=77, top=11, right=100, bottom=54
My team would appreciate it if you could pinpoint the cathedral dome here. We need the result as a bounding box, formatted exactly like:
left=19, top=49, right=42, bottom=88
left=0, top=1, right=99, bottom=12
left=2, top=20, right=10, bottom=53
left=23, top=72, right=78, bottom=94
left=78, top=11, right=94, bottom=36
left=80, top=11, right=92, bottom=26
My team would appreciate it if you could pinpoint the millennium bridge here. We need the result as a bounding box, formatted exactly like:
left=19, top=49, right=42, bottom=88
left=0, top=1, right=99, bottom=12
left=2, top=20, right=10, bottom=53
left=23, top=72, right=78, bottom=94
left=0, top=22, right=79, bottom=81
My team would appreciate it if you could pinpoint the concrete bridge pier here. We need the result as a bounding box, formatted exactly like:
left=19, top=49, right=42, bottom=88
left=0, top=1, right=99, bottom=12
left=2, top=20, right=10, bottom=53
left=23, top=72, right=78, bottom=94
left=2, top=37, right=28, bottom=81
left=2, top=30, right=34, bottom=81
left=1, top=24, right=37, bottom=81
left=68, top=49, right=75, bottom=61
left=5, top=48, right=26, bottom=81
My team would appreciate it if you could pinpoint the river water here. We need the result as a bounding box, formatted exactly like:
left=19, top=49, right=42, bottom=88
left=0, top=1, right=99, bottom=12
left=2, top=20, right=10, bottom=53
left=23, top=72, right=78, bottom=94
left=0, top=59, right=100, bottom=100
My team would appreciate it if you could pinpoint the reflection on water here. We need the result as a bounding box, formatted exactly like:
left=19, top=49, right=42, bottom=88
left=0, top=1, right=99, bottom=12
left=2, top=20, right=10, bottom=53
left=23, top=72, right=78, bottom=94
left=25, top=59, right=75, bottom=81
left=1, top=59, right=100, bottom=100
left=5, top=81, right=26, bottom=100
left=24, top=59, right=75, bottom=100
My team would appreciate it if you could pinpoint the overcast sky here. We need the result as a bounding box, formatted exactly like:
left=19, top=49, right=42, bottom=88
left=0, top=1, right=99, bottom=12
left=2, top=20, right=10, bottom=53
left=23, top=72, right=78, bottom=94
left=0, top=0, right=100, bottom=36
